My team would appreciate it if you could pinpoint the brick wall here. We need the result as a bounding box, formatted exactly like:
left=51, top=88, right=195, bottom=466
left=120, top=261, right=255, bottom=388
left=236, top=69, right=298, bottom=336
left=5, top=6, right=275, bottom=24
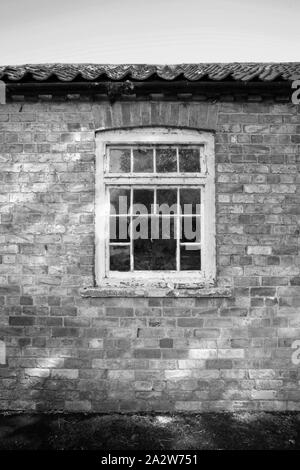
left=0, top=98, right=299, bottom=412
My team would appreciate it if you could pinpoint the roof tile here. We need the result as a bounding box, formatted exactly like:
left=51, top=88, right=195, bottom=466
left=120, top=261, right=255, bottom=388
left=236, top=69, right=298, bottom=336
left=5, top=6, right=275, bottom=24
left=0, top=63, right=299, bottom=82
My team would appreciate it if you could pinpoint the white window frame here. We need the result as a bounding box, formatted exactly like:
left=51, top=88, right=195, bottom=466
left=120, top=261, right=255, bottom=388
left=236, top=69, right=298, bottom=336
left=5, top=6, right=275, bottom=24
left=95, top=126, right=216, bottom=285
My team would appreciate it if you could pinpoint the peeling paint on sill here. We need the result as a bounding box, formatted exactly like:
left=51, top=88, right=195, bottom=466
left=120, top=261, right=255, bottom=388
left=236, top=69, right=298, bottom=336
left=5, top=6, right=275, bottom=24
left=81, top=281, right=232, bottom=298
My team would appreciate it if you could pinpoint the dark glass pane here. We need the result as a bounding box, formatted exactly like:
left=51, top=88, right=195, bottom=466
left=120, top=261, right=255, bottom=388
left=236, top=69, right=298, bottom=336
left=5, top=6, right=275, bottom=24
left=133, top=189, right=154, bottom=214
left=133, top=148, right=153, bottom=172
left=180, top=245, right=201, bottom=270
left=150, top=216, right=176, bottom=240
left=109, top=216, right=130, bottom=242
left=179, top=147, right=200, bottom=172
left=110, top=245, right=130, bottom=271
left=132, top=216, right=150, bottom=240
left=157, top=189, right=177, bottom=214
left=134, top=239, right=176, bottom=270
left=156, top=147, right=177, bottom=172
left=180, top=216, right=201, bottom=242
left=180, top=188, right=201, bottom=215
left=110, top=188, right=130, bottom=215
left=109, top=148, right=130, bottom=173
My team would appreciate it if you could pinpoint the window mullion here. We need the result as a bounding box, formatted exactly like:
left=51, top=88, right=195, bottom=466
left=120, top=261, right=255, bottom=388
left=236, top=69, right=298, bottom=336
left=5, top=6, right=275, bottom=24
left=130, top=147, right=133, bottom=173
left=130, top=187, right=134, bottom=272
left=176, top=187, right=180, bottom=272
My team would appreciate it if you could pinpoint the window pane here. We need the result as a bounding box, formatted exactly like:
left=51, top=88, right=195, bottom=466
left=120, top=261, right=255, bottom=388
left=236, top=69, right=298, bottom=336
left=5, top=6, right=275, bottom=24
left=133, top=189, right=154, bottom=214
left=180, top=216, right=201, bottom=242
left=156, top=147, right=177, bottom=172
left=157, top=188, right=177, bottom=213
left=109, top=148, right=130, bottom=173
left=110, top=245, right=130, bottom=271
left=131, top=215, right=176, bottom=241
left=180, top=188, right=201, bottom=215
left=179, top=147, right=200, bottom=172
left=150, top=216, right=176, bottom=240
left=110, top=188, right=130, bottom=214
left=134, top=239, right=176, bottom=270
left=133, top=148, right=153, bottom=172
left=109, top=216, right=130, bottom=242
left=132, top=215, right=150, bottom=240
left=180, top=245, right=201, bottom=270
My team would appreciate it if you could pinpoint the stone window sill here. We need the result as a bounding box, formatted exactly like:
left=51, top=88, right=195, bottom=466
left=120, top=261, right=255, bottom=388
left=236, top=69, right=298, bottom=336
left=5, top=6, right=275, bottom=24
left=81, top=280, right=232, bottom=298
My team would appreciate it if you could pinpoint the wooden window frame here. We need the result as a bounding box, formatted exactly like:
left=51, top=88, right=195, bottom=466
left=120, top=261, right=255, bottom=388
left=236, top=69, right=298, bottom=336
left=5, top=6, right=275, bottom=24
left=95, top=126, right=216, bottom=286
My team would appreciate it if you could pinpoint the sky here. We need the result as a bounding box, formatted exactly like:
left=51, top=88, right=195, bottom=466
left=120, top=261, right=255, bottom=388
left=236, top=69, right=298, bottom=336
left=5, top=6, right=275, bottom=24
left=0, top=0, right=299, bottom=65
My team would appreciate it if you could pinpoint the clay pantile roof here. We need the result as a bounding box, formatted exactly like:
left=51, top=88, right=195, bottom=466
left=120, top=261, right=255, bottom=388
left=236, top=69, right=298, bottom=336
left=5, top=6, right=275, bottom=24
left=0, top=63, right=300, bottom=82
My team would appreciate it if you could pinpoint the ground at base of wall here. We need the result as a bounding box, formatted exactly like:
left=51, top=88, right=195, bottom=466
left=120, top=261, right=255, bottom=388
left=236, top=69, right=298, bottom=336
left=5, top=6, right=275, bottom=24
left=0, top=412, right=299, bottom=450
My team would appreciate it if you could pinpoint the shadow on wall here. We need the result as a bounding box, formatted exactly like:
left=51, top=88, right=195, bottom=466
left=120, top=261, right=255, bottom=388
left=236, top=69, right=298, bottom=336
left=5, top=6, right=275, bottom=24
left=0, top=100, right=98, bottom=411
left=0, top=100, right=219, bottom=413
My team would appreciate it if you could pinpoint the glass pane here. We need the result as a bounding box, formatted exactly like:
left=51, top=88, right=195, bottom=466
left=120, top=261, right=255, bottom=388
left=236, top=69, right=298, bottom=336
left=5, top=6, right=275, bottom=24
left=180, top=245, right=201, bottom=270
left=110, top=188, right=130, bottom=215
left=134, top=239, right=176, bottom=270
left=133, top=189, right=154, bottom=214
left=180, top=216, right=201, bottom=242
left=150, top=216, right=176, bottom=240
left=132, top=216, right=176, bottom=241
left=109, top=216, right=130, bottom=242
left=180, top=188, right=201, bottom=215
left=133, top=148, right=153, bottom=172
left=109, top=148, right=130, bottom=173
left=179, top=147, right=200, bottom=172
left=157, top=189, right=177, bottom=213
left=156, top=147, right=177, bottom=172
left=110, top=245, right=130, bottom=271
left=132, top=216, right=150, bottom=241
